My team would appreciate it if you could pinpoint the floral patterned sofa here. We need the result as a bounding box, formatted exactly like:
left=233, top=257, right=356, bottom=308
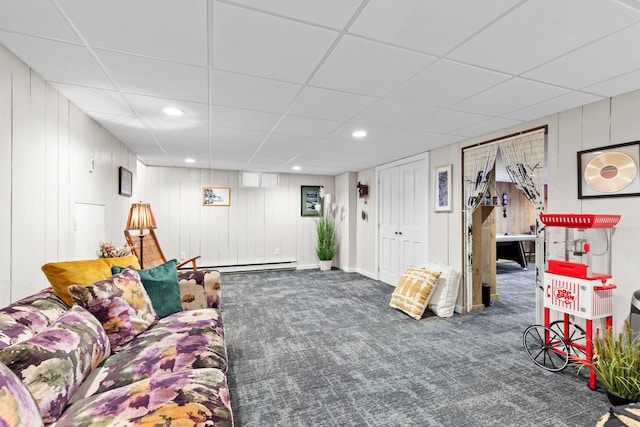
left=0, top=256, right=233, bottom=426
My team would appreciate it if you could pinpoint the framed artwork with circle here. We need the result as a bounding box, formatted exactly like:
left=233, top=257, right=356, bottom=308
left=577, top=141, right=640, bottom=199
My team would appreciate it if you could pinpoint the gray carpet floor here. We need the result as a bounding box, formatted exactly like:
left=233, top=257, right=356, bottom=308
left=222, top=262, right=610, bottom=426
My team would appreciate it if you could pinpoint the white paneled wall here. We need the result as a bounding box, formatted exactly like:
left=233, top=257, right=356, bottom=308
left=355, top=168, right=377, bottom=278
left=0, top=45, right=137, bottom=306
left=136, top=162, right=336, bottom=269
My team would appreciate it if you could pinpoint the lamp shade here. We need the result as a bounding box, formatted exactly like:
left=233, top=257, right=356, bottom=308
left=126, top=202, right=157, bottom=231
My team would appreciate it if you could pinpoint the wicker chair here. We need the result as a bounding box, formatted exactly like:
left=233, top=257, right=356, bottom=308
left=124, top=229, right=200, bottom=270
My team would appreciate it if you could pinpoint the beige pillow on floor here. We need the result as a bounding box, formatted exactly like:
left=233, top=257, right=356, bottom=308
left=389, top=267, right=441, bottom=320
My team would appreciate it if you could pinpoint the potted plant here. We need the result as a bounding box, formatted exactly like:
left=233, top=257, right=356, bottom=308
left=315, top=196, right=336, bottom=271
left=578, top=320, right=640, bottom=405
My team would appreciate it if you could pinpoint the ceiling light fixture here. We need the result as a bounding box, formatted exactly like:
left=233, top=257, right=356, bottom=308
left=352, top=130, right=367, bottom=138
left=292, top=166, right=301, bottom=171
left=163, top=107, right=185, bottom=116
left=185, top=158, right=195, bottom=163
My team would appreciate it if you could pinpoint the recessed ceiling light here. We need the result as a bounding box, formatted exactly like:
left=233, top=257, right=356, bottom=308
left=292, top=165, right=301, bottom=171
left=163, top=107, right=185, bottom=116
left=352, top=130, right=367, bottom=138
left=185, top=158, right=195, bottom=163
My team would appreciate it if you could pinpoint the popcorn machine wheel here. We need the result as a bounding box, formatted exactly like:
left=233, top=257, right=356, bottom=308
left=523, top=213, right=620, bottom=390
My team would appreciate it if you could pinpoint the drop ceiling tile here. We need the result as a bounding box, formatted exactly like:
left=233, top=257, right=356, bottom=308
left=372, top=129, right=461, bottom=148
left=163, top=139, right=210, bottom=157
left=523, top=22, right=640, bottom=89
left=452, top=78, right=569, bottom=116
left=452, top=117, right=523, bottom=138
left=0, top=32, right=114, bottom=89
left=212, top=2, right=339, bottom=83
left=211, top=70, right=302, bottom=113
left=210, top=106, right=281, bottom=132
left=407, top=109, right=490, bottom=134
left=211, top=127, right=268, bottom=148
left=289, top=86, right=376, bottom=121
left=137, top=154, right=174, bottom=167
left=96, top=49, right=208, bottom=102
left=124, top=93, right=208, bottom=121
left=58, top=0, right=208, bottom=66
left=350, top=0, right=521, bottom=55
left=52, top=83, right=134, bottom=116
left=273, top=115, right=342, bottom=138
left=88, top=112, right=147, bottom=133
left=226, top=0, right=363, bottom=29
left=387, top=60, right=511, bottom=108
left=310, top=35, right=436, bottom=97
left=449, top=0, right=640, bottom=74
left=584, top=69, right=640, bottom=97
left=144, top=117, right=208, bottom=141
left=503, top=91, right=603, bottom=121
left=0, top=0, right=80, bottom=42
left=261, top=133, right=319, bottom=152
left=351, top=99, right=439, bottom=129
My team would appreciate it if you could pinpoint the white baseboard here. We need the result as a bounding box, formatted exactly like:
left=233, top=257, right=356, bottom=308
left=210, top=262, right=297, bottom=273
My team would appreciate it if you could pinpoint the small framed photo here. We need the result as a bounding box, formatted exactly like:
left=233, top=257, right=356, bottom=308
left=301, top=185, right=322, bottom=216
left=119, top=167, right=132, bottom=197
left=202, top=186, right=231, bottom=206
left=434, top=164, right=452, bottom=212
left=577, top=141, right=640, bottom=199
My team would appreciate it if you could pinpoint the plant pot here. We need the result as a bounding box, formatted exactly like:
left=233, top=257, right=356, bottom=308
left=319, top=260, right=332, bottom=271
left=606, top=390, right=637, bottom=406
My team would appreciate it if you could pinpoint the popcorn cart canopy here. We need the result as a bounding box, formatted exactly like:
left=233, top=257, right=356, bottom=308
left=540, top=214, right=620, bottom=228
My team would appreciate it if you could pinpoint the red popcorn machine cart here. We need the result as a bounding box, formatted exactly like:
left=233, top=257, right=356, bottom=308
left=523, top=213, right=620, bottom=389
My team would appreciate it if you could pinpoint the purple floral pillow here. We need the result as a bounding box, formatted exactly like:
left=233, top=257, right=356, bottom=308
left=0, top=361, right=43, bottom=427
left=69, top=267, right=158, bottom=351
left=0, top=305, right=110, bottom=424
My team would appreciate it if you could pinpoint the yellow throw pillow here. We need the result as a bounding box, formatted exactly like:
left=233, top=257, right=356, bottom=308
left=389, top=267, right=441, bottom=320
left=41, top=255, right=140, bottom=306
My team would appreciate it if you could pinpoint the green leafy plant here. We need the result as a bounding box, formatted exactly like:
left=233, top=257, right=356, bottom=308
left=316, top=213, right=336, bottom=261
left=578, top=320, right=640, bottom=401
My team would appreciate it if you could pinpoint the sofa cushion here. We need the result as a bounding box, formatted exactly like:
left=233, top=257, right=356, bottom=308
left=0, top=361, right=43, bottom=427
left=58, top=368, right=233, bottom=427
left=0, top=305, right=110, bottom=424
left=389, top=267, right=441, bottom=320
left=112, top=259, right=182, bottom=318
left=9, top=289, right=68, bottom=325
left=72, top=308, right=227, bottom=401
left=419, top=261, right=462, bottom=318
left=0, top=321, right=33, bottom=350
left=178, top=270, right=222, bottom=310
left=69, top=267, right=158, bottom=352
left=41, top=255, right=141, bottom=306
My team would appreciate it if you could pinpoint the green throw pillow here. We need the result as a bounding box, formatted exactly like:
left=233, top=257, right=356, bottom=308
left=112, top=259, right=182, bottom=318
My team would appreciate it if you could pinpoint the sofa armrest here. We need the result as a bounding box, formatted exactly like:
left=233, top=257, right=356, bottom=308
left=177, top=270, right=221, bottom=310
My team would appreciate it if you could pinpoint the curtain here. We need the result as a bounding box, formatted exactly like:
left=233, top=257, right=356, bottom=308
left=497, top=129, right=545, bottom=211
left=498, top=129, right=546, bottom=322
left=462, top=144, right=499, bottom=312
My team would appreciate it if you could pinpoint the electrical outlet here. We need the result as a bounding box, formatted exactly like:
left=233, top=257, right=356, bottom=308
left=180, top=251, right=187, bottom=261
left=274, top=248, right=280, bottom=255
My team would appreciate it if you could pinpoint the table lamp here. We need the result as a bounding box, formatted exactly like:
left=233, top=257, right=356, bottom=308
left=125, top=202, right=157, bottom=269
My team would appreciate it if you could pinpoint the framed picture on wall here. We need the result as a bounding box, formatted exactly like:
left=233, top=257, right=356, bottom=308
left=434, top=164, right=452, bottom=212
left=119, top=167, right=132, bottom=197
left=202, top=186, right=231, bottom=206
left=577, top=141, right=640, bottom=199
left=301, top=185, right=322, bottom=216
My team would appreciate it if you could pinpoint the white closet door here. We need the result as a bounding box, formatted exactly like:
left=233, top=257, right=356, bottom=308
left=378, top=158, right=428, bottom=285
left=379, top=167, right=401, bottom=284
left=398, top=162, right=427, bottom=274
